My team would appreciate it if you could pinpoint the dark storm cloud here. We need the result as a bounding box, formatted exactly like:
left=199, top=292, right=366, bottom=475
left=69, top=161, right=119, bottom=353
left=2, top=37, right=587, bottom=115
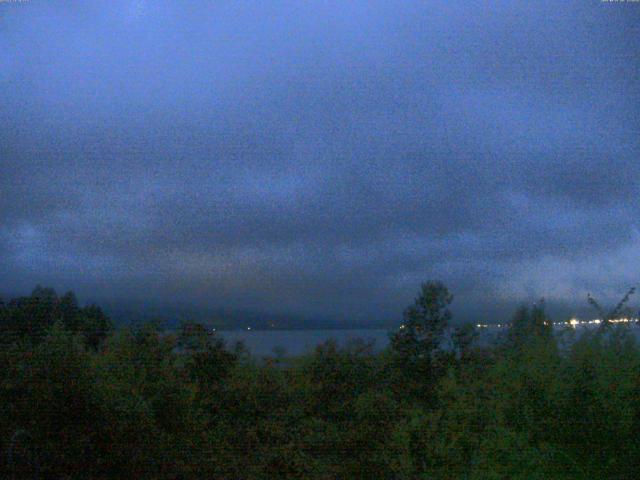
left=1, top=0, right=639, bottom=322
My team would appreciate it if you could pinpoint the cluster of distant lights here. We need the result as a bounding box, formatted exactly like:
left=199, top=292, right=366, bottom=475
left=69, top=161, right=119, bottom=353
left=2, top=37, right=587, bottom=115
left=218, top=321, right=640, bottom=333
left=474, top=318, right=640, bottom=329
left=396, top=319, right=639, bottom=330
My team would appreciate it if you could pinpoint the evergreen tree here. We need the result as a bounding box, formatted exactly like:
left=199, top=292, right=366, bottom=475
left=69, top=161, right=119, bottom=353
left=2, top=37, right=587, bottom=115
left=391, top=280, right=453, bottom=361
left=506, top=301, right=552, bottom=351
left=390, top=281, right=453, bottom=401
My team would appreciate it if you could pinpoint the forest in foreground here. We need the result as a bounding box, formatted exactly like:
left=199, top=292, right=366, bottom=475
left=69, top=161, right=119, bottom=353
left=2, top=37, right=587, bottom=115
left=1, top=283, right=640, bottom=479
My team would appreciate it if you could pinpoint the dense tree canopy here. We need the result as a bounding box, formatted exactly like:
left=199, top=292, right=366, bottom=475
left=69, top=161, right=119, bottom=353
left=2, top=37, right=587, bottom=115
left=0, top=286, right=112, bottom=349
left=1, top=283, right=639, bottom=479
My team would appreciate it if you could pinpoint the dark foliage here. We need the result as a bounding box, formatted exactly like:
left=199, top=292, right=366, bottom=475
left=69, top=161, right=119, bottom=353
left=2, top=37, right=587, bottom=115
left=1, top=284, right=639, bottom=479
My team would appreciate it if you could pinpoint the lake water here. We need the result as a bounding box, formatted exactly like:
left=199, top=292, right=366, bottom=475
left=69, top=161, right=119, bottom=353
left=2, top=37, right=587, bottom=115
left=218, top=324, right=640, bottom=357
left=219, top=329, right=392, bottom=357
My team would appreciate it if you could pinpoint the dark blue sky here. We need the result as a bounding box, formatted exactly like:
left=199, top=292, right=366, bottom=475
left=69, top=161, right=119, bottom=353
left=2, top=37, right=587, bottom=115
left=1, top=1, right=639, bottom=323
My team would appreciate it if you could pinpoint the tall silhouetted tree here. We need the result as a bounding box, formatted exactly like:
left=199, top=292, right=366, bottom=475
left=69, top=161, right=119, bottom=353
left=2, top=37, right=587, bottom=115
left=391, top=281, right=453, bottom=360
left=452, top=323, right=478, bottom=359
left=390, top=281, right=453, bottom=401
left=506, top=301, right=552, bottom=351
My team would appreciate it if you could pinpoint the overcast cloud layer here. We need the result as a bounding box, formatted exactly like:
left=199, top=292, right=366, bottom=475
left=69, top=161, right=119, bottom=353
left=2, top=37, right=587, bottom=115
left=1, top=1, right=639, bottom=323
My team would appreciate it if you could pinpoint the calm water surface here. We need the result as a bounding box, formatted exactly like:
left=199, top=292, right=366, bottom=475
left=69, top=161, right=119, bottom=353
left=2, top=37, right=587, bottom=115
left=218, top=324, right=640, bottom=357
left=219, top=329, right=391, bottom=357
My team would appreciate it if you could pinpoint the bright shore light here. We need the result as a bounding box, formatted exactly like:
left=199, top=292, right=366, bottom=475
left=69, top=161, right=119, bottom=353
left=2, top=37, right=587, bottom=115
left=468, top=317, right=639, bottom=329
